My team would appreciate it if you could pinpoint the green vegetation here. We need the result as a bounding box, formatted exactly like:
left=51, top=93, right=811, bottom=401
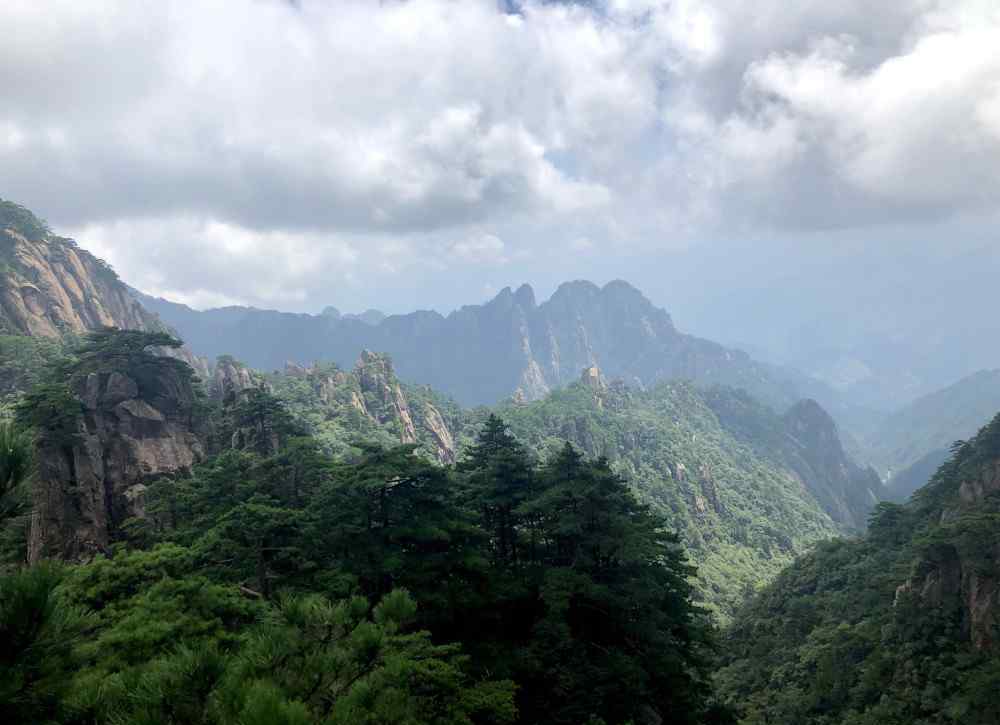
left=0, top=198, right=51, bottom=243
left=0, top=330, right=728, bottom=724
left=495, top=381, right=841, bottom=619
left=0, top=335, right=68, bottom=411
left=870, top=368, right=1000, bottom=482
left=716, top=416, right=1000, bottom=724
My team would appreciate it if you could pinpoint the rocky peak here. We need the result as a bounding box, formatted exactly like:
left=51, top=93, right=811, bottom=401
left=783, top=399, right=844, bottom=463
left=284, top=360, right=312, bottom=378
left=1, top=228, right=153, bottom=338
left=354, top=350, right=417, bottom=444
left=29, top=344, right=203, bottom=563
left=0, top=202, right=207, bottom=379
left=514, top=283, right=536, bottom=309
left=781, top=398, right=883, bottom=530
left=580, top=365, right=606, bottom=392
left=211, top=356, right=262, bottom=403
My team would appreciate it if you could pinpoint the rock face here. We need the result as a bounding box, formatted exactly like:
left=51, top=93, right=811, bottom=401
left=268, top=355, right=458, bottom=463
left=137, top=280, right=831, bottom=411
left=781, top=399, right=884, bottom=530
left=0, top=229, right=154, bottom=337
left=211, top=355, right=264, bottom=403
left=28, top=358, right=204, bottom=563
left=704, top=390, right=885, bottom=530
left=355, top=350, right=418, bottom=444
left=895, top=420, right=1000, bottom=652
left=0, top=203, right=208, bottom=377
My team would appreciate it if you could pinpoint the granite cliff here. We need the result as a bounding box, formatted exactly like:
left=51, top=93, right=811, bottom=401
left=25, top=332, right=204, bottom=562
left=265, top=351, right=459, bottom=464
left=0, top=199, right=206, bottom=376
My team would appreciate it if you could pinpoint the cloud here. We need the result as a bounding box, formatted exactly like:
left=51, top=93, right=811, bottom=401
left=450, top=233, right=509, bottom=265
left=2, top=0, right=999, bottom=311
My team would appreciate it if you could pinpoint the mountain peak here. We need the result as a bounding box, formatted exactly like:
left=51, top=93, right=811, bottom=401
left=551, top=279, right=601, bottom=300
left=514, top=283, right=536, bottom=308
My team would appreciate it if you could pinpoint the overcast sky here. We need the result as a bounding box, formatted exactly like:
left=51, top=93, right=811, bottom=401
left=2, top=0, right=999, bottom=367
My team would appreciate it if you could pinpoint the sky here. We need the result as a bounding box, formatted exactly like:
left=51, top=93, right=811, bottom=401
left=2, top=0, right=999, bottom=388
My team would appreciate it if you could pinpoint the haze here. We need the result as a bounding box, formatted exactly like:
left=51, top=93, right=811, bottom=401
left=3, top=0, right=999, bottom=404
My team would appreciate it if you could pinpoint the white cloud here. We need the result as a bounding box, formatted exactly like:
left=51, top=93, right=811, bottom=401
left=2, top=0, right=1000, bottom=309
left=451, top=234, right=509, bottom=265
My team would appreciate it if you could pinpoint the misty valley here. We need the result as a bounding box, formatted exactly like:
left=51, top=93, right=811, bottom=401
left=3, top=1, right=1000, bottom=722
left=0, top=198, right=997, bottom=724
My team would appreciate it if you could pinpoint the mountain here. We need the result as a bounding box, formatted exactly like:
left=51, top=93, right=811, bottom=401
left=870, top=369, right=1000, bottom=487
left=0, top=199, right=206, bottom=376
left=264, top=353, right=462, bottom=464
left=470, top=372, right=875, bottom=618
left=717, top=412, right=1000, bottom=724
left=135, top=279, right=861, bottom=418
left=258, top=357, right=878, bottom=617
left=1, top=200, right=161, bottom=338
left=703, top=390, right=884, bottom=530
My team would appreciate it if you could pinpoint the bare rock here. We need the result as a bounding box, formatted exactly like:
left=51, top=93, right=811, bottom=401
left=28, top=360, right=204, bottom=563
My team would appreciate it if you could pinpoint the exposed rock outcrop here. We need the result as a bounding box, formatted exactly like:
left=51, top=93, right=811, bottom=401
left=580, top=365, right=606, bottom=392
left=0, top=229, right=153, bottom=337
left=211, top=355, right=264, bottom=403
left=0, top=205, right=208, bottom=378
left=355, top=350, right=417, bottom=444
left=895, top=419, right=1000, bottom=652
left=781, top=399, right=884, bottom=530
left=271, top=356, right=458, bottom=464
left=421, top=402, right=456, bottom=464
left=28, top=355, right=203, bottom=563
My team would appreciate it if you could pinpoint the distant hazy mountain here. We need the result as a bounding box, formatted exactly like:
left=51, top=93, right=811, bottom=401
left=870, top=369, right=1000, bottom=489
left=134, top=280, right=861, bottom=420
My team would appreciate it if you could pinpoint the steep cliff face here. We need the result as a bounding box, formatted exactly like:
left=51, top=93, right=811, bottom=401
left=355, top=350, right=418, bottom=444
left=704, top=390, right=885, bottom=530
left=27, top=339, right=204, bottom=562
left=265, top=354, right=458, bottom=463
left=718, top=413, right=1000, bottom=723
left=0, top=200, right=207, bottom=377
left=782, top=399, right=884, bottom=530
left=0, top=229, right=153, bottom=338
left=902, top=436, right=1000, bottom=651
left=211, top=355, right=265, bottom=403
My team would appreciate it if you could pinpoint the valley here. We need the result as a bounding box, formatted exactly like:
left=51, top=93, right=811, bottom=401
left=1, top=198, right=997, bottom=724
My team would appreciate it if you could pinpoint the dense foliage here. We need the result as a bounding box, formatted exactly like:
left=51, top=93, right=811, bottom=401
left=267, top=364, right=852, bottom=619
left=0, top=330, right=729, bottom=724
left=494, top=381, right=841, bottom=619
left=717, top=415, right=1000, bottom=724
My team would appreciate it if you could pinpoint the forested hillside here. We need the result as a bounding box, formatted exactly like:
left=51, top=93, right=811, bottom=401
left=869, top=369, right=1000, bottom=494
left=1, top=330, right=732, bottom=724
left=2, top=198, right=995, bottom=723
left=263, top=357, right=881, bottom=619
left=717, top=413, right=1000, bottom=724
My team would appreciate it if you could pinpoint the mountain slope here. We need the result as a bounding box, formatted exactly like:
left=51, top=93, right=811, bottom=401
left=704, top=389, right=885, bottom=530
left=136, top=280, right=849, bottom=414
left=487, top=374, right=857, bottom=619
left=871, top=369, right=1000, bottom=485
left=264, top=353, right=463, bottom=464
left=1, top=200, right=158, bottom=337
left=717, top=412, right=1000, bottom=724
left=0, top=199, right=206, bottom=376
left=261, top=359, right=876, bottom=618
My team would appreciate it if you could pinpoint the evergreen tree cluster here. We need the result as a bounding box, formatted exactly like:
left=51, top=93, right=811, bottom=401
left=0, top=331, right=726, bottom=724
